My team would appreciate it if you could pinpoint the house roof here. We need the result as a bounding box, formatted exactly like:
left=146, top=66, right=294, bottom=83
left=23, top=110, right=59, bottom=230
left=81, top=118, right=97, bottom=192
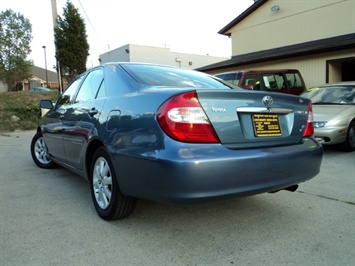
left=32, top=66, right=58, bottom=82
left=218, top=0, right=267, bottom=36
left=198, top=33, right=355, bottom=72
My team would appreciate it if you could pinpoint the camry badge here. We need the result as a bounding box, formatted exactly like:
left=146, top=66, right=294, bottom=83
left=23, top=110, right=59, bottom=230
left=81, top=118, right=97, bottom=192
left=212, top=107, right=226, bottom=112
left=262, top=96, right=274, bottom=107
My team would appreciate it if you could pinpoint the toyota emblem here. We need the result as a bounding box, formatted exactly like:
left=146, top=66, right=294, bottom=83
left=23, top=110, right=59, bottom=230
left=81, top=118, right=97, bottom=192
left=262, top=95, right=274, bottom=107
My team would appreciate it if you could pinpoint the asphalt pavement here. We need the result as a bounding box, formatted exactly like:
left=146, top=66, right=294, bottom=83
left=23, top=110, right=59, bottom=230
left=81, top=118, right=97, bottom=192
left=1, top=130, right=354, bottom=265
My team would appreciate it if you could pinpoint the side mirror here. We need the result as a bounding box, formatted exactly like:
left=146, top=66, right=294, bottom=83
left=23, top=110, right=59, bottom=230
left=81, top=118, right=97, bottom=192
left=40, top=100, right=54, bottom=109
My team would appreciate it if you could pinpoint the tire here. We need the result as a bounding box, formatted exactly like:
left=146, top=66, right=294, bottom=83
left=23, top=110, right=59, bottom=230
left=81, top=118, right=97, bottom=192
left=339, top=121, right=355, bottom=152
left=30, top=131, right=57, bottom=168
left=90, top=147, right=136, bottom=220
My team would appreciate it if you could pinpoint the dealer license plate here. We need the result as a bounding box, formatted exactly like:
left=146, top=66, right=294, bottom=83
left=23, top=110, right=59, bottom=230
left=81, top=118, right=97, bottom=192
left=252, top=114, right=282, bottom=137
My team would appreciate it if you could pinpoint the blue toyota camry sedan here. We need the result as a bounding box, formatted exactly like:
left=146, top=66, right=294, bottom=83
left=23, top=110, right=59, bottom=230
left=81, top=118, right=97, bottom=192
left=31, top=63, right=323, bottom=220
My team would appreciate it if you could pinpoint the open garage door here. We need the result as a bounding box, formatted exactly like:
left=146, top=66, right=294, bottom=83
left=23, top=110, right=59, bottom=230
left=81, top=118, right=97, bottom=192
left=327, top=57, right=355, bottom=83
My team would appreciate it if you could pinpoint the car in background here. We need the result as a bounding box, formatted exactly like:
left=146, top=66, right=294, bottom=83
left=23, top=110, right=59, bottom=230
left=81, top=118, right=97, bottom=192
left=30, top=63, right=323, bottom=220
left=215, top=69, right=306, bottom=95
left=301, top=82, right=355, bottom=151
left=29, top=87, right=51, bottom=92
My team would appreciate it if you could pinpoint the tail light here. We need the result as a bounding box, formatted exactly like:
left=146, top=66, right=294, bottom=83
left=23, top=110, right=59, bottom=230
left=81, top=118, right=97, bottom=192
left=157, top=91, right=219, bottom=143
left=303, top=101, right=314, bottom=137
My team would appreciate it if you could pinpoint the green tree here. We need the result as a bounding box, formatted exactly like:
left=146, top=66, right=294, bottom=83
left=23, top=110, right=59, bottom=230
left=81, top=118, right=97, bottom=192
left=54, top=1, right=89, bottom=83
left=0, top=9, right=33, bottom=91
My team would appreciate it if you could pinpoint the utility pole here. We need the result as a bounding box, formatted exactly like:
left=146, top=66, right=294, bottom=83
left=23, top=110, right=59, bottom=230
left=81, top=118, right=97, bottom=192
left=42, top=46, right=49, bottom=87
left=51, top=0, right=63, bottom=93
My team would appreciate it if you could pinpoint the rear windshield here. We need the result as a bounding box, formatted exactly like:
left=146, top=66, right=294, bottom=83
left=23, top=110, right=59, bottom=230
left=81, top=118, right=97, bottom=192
left=122, top=64, right=239, bottom=90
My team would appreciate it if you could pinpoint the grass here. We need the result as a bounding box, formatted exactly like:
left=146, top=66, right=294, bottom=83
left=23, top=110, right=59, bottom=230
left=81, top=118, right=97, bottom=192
left=0, top=90, right=60, bottom=133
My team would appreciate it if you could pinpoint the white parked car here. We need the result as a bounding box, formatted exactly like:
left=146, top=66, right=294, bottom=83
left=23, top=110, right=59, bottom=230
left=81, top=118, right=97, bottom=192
left=301, top=82, right=355, bottom=151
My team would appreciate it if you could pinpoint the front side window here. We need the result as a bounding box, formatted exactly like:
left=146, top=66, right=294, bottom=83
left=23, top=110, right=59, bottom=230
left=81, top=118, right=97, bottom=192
left=243, top=74, right=260, bottom=89
left=56, top=75, right=84, bottom=108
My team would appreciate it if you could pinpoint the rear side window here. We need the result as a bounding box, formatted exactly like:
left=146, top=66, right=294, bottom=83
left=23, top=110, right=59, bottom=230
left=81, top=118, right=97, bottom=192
left=75, top=69, right=104, bottom=102
left=56, top=75, right=84, bottom=107
left=286, top=73, right=304, bottom=89
left=262, top=74, right=286, bottom=91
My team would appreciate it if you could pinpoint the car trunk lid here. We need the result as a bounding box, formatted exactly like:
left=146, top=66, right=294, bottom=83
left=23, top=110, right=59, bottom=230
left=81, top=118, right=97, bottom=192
left=196, top=90, right=311, bottom=149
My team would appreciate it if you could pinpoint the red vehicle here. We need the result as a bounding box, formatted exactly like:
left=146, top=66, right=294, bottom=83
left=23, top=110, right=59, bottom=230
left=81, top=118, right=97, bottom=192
left=215, top=69, right=306, bottom=95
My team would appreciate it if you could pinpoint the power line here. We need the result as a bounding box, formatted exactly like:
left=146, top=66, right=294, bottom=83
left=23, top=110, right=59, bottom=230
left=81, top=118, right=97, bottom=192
left=77, top=0, right=97, bottom=34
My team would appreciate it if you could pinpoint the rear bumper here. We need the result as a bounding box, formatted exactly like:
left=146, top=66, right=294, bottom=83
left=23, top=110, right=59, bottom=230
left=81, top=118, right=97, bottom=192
left=113, top=137, right=323, bottom=204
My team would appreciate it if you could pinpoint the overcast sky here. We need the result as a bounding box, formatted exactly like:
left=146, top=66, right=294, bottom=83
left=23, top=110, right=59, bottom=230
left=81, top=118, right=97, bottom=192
left=1, top=0, right=254, bottom=71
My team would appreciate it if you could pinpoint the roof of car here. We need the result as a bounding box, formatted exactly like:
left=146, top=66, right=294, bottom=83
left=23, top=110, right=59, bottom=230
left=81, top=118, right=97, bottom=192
left=216, top=69, right=300, bottom=75
left=315, top=81, right=355, bottom=87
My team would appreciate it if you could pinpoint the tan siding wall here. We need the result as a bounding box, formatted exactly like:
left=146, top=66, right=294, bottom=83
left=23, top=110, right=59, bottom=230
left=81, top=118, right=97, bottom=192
left=328, top=62, right=343, bottom=83
left=229, top=0, right=355, bottom=55
left=208, top=48, right=355, bottom=88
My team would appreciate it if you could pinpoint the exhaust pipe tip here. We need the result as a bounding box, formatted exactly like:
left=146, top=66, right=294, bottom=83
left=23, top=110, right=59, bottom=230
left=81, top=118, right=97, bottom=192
left=269, top=184, right=299, bottom=193
left=283, top=185, right=299, bottom=192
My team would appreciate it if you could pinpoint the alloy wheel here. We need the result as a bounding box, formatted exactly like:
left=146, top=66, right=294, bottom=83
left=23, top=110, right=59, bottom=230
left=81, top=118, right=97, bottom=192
left=34, top=137, right=51, bottom=164
left=92, top=157, right=112, bottom=209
